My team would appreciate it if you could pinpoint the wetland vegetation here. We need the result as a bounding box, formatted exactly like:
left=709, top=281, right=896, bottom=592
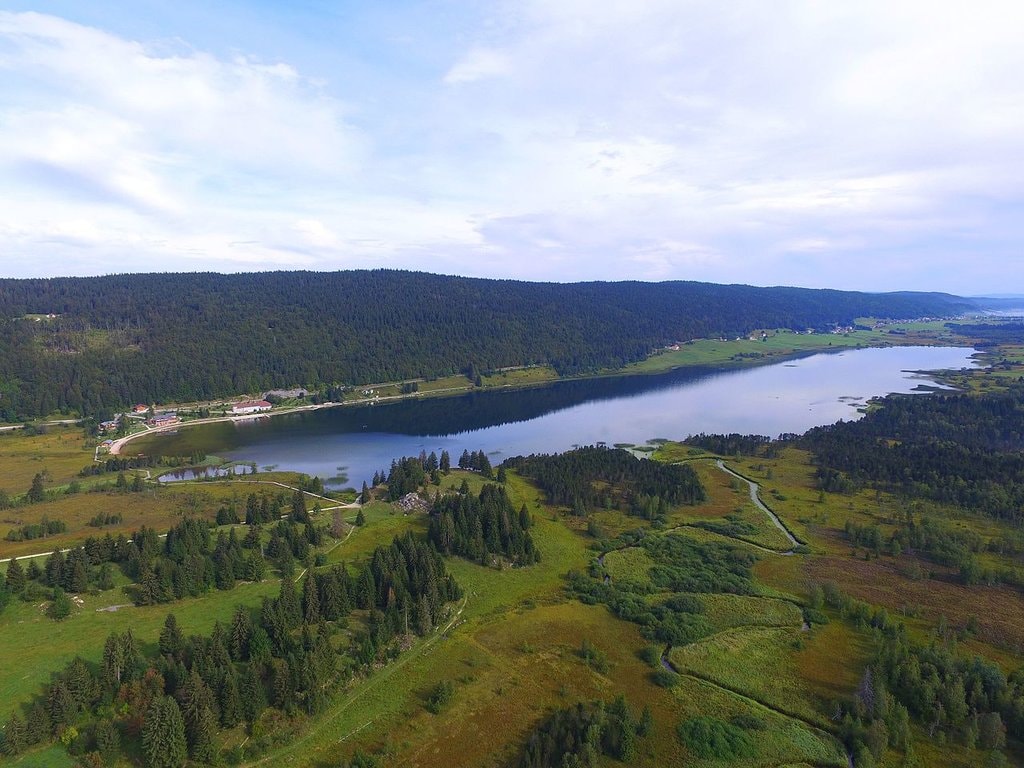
left=2, top=316, right=1024, bottom=767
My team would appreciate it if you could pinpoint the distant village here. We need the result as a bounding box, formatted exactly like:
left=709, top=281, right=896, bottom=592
left=93, top=390, right=312, bottom=451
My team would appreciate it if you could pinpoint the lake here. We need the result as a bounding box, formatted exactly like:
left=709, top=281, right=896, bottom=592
left=144, top=345, right=976, bottom=489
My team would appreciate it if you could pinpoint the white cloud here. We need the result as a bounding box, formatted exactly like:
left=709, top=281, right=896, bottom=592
left=0, top=3, right=1023, bottom=292
left=443, top=47, right=513, bottom=84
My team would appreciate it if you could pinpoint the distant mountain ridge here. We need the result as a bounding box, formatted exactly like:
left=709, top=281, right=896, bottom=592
left=0, top=270, right=975, bottom=419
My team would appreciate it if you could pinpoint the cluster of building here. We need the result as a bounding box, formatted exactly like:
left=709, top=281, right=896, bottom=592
left=148, top=411, right=179, bottom=427
left=231, top=400, right=272, bottom=415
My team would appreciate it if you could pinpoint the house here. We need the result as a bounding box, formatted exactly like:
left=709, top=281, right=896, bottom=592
left=232, top=400, right=272, bottom=415
left=133, top=404, right=148, bottom=414
left=148, top=413, right=179, bottom=427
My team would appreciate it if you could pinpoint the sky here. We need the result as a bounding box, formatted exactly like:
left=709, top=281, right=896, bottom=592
left=0, top=1, right=1021, bottom=293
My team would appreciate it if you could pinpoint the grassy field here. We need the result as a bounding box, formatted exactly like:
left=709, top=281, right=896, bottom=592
left=5, top=342, right=1024, bottom=768
left=669, top=625, right=832, bottom=729
left=603, top=546, right=655, bottom=583
left=248, top=469, right=847, bottom=768
left=0, top=425, right=93, bottom=495
left=0, top=471, right=333, bottom=561
left=0, top=578, right=281, bottom=721
left=619, top=323, right=962, bottom=376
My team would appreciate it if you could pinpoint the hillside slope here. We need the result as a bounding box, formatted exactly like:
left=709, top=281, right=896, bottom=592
left=0, top=271, right=973, bottom=418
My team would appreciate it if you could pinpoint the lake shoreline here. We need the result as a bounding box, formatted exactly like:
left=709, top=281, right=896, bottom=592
left=112, top=339, right=912, bottom=457
left=132, top=345, right=978, bottom=490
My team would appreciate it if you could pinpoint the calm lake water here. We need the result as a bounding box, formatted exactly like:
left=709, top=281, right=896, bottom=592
left=146, top=346, right=976, bottom=489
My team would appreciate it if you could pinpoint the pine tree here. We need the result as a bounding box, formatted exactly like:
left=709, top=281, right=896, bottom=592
left=219, top=667, right=242, bottom=728
left=44, top=549, right=65, bottom=588
left=177, top=669, right=216, bottom=763
left=102, top=632, right=127, bottom=692
left=27, top=472, right=45, bottom=503
left=159, top=614, right=184, bottom=657
left=303, top=573, right=321, bottom=624
left=48, top=587, right=72, bottom=620
left=240, top=664, right=267, bottom=724
left=4, top=557, right=25, bottom=593
left=229, top=605, right=253, bottom=661
left=94, top=718, right=120, bottom=764
left=142, top=695, right=187, bottom=768
left=356, top=507, right=366, bottom=526
left=2, top=713, right=26, bottom=756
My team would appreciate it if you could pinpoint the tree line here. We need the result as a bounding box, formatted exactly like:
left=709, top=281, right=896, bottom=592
left=0, top=270, right=972, bottom=419
left=0, top=531, right=462, bottom=765
left=506, top=446, right=705, bottom=522
left=517, top=696, right=651, bottom=767
left=428, top=482, right=538, bottom=566
left=799, top=384, right=1024, bottom=521
left=821, top=582, right=1016, bottom=767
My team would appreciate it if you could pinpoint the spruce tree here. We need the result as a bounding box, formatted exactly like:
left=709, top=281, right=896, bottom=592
left=102, top=632, right=127, bottom=692
left=47, top=587, right=71, bottom=620
left=219, top=667, right=242, bottom=728
left=2, top=713, right=26, bottom=756
left=302, top=573, right=321, bottom=623
left=177, top=669, right=216, bottom=763
left=45, top=549, right=65, bottom=588
left=142, top=695, right=187, bottom=768
left=4, top=557, right=25, bottom=594
left=159, top=613, right=184, bottom=657
left=27, top=472, right=45, bottom=503
left=48, top=680, right=77, bottom=730
left=249, top=626, right=273, bottom=667
left=94, top=718, right=121, bottom=764
left=25, top=701, right=50, bottom=745
left=246, top=550, right=268, bottom=582
left=229, top=605, right=253, bottom=661
left=240, top=664, right=267, bottom=724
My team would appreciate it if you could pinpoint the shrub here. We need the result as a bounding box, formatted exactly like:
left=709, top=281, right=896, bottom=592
left=676, top=716, right=755, bottom=759
left=638, top=645, right=661, bottom=667
left=425, top=681, right=454, bottom=714
left=579, top=638, right=609, bottom=674
left=651, top=667, right=679, bottom=688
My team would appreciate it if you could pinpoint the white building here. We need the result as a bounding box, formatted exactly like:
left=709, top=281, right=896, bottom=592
left=232, top=400, right=272, bottom=415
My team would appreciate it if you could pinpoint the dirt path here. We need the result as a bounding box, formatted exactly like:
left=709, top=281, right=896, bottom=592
left=709, top=459, right=801, bottom=552
left=249, top=595, right=468, bottom=767
left=0, top=478, right=360, bottom=564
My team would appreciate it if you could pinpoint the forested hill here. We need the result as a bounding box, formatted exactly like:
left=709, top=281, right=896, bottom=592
left=0, top=271, right=973, bottom=419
